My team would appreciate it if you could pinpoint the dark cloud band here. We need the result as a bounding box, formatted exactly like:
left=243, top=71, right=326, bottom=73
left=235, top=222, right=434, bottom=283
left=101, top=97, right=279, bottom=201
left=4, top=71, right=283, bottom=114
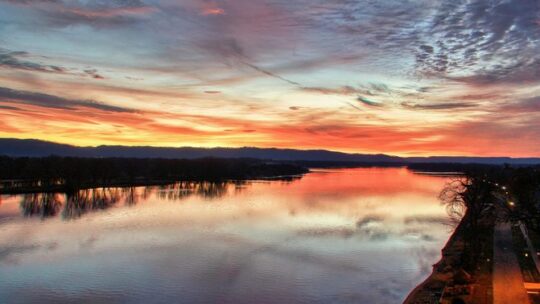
left=0, top=86, right=134, bottom=113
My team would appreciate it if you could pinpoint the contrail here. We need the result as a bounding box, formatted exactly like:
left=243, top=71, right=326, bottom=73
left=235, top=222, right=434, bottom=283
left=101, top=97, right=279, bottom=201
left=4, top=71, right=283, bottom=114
left=242, top=61, right=301, bottom=86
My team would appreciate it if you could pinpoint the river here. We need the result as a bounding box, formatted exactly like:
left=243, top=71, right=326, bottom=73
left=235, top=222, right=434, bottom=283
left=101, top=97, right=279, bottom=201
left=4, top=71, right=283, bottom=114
left=0, top=167, right=455, bottom=304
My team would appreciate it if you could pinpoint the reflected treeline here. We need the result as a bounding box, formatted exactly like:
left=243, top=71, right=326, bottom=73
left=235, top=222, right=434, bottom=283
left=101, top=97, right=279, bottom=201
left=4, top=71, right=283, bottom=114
left=154, top=181, right=238, bottom=201
left=20, top=193, right=63, bottom=218
left=17, top=180, right=259, bottom=220
left=62, top=188, right=122, bottom=219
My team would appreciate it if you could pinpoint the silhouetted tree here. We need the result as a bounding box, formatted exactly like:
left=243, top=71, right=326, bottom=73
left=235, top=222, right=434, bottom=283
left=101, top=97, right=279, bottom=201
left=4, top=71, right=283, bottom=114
left=439, top=176, right=497, bottom=271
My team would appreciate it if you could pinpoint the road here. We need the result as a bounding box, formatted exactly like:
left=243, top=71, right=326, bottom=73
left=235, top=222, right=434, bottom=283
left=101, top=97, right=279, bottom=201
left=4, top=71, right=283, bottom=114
left=493, top=223, right=530, bottom=304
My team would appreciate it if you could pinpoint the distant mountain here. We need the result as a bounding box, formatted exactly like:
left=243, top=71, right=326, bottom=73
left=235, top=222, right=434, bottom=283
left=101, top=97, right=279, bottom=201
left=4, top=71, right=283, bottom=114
left=0, top=138, right=401, bottom=162
left=1, top=138, right=540, bottom=165
left=406, top=156, right=540, bottom=165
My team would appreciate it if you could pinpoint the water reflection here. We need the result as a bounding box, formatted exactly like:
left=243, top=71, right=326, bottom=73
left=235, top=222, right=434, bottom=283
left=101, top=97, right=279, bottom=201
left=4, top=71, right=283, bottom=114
left=63, top=188, right=122, bottom=219
left=20, top=193, right=62, bottom=218
left=155, top=181, right=235, bottom=201
left=17, top=181, right=268, bottom=220
left=0, top=168, right=453, bottom=304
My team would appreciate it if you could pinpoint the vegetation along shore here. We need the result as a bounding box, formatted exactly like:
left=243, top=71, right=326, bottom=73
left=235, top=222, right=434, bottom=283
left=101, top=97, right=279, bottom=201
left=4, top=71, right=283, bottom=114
left=0, top=156, right=308, bottom=194
left=405, top=164, right=540, bottom=304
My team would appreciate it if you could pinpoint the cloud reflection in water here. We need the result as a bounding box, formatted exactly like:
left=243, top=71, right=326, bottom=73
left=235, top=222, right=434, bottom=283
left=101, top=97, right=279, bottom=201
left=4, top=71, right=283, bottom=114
left=0, top=168, right=454, bottom=304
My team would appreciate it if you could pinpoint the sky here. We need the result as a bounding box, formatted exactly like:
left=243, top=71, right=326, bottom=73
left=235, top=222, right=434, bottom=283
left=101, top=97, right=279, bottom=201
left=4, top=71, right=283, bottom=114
left=0, top=0, right=539, bottom=157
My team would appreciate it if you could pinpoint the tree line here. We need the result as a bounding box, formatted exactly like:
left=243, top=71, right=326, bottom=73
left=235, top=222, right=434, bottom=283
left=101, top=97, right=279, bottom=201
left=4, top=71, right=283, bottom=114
left=438, top=164, right=540, bottom=272
left=0, top=156, right=308, bottom=193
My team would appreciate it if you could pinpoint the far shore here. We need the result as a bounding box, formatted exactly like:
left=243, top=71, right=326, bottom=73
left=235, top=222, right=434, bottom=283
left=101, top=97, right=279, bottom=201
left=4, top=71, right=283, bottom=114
left=0, top=156, right=309, bottom=195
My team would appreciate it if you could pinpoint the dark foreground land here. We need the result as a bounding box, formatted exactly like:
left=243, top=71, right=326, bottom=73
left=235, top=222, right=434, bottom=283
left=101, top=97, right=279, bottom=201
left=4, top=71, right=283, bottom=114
left=405, top=164, right=540, bottom=304
left=0, top=156, right=308, bottom=194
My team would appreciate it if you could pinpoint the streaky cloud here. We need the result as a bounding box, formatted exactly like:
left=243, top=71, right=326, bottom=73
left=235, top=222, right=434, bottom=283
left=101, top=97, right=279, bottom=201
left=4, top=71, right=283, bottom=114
left=401, top=102, right=478, bottom=110
left=499, top=96, right=540, bottom=113
left=301, top=86, right=371, bottom=96
left=1, top=0, right=157, bottom=27
left=0, top=86, right=134, bottom=113
left=0, top=50, right=66, bottom=74
left=357, top=96, right=383, bottom=107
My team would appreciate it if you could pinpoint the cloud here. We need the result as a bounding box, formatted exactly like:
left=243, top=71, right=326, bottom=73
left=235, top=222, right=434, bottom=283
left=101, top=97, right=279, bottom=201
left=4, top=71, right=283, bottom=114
left=368, top=83, right=391, bottom=94
left=0, top=49, right=108, bottom=80
left=419, top=44, right=434, bottom=54
left=296, top=227, right=356, bottom=238
left=0, top=50, right=67, bottom=73
left=301, top=85, right=391, bottom=109
left=2, top=0, right=157, bottom=27
left=449, top=59, right=540, bottom=86
left=0, top=104, right=20, bottom=110
left=301, top=83, right=394, bottom=97
left=0, top=105, right=20, bottom=111
left=0, top=86, right=134, bottom=113
left=294, top=215, right=393, bottom=241
left=1, top=0, right=540, bottom=156
left=403, top=215, right=448, bottom=225
left=0, top=49, right=105, bottom=79
left=498, top=96, right=540, bottom=113
left=48, top=8, right=156, bottom=28
left=197, top=1, right=226, bottom=16
left=415, top=0, right=540, bottom=85
left=84, top=69, right=105, bottom=79
left=200, top=8, right=225, bottom=16
left=356, top=215, right=384, bottom=228
left=301, top=86, right=369, bottom=96
left=401, top=102, right=478, bottom=111
left=357, top=96, right=383, bottom=107
left=0, top=0, right=60, bottom=4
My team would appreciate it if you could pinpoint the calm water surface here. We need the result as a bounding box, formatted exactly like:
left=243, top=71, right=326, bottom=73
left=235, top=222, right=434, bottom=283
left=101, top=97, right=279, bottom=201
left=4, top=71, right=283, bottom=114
left=0, top=168, right=455, bottom=304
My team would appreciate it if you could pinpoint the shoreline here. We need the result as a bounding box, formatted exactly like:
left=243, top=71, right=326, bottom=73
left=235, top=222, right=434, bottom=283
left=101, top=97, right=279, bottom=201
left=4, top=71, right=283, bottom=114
left=404, top=206, right=494, bottom=304
left=0, top=173, right=308, bottom=195
left=403, top=211, right=471, bottom=304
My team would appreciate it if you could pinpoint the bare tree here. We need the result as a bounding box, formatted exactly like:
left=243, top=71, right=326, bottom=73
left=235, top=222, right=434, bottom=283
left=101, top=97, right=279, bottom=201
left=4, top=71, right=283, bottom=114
left=439, top=176, right=496, bottom=271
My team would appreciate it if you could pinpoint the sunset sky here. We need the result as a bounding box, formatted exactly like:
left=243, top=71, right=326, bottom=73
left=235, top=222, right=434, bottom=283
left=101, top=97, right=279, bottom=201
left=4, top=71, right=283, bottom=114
left=1, top=0, right=539, bottom=156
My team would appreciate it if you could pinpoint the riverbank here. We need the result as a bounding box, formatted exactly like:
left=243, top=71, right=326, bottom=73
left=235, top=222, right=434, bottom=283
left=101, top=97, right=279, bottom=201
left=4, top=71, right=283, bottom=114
left=404, top=210, right=494, bottom=304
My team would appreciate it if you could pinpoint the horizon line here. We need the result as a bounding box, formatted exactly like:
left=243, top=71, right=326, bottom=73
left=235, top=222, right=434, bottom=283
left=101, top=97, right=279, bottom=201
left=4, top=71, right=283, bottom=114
left=2, top=137, right=540, bottom=159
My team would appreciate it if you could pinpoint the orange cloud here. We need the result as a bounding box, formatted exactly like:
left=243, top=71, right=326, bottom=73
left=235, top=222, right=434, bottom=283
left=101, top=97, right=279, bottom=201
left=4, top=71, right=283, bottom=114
left=200, top=8, right=225, bottom=16
left=1, top=100, right=539, bottom=157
